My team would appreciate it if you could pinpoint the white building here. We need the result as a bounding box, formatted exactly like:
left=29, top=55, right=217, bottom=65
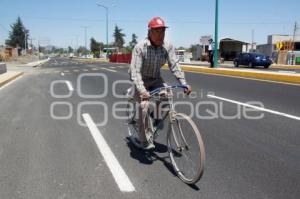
left=257, top=34, right=300, bottom=65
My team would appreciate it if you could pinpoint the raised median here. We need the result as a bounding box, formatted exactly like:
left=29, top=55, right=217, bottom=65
left=163, top=64, right=300, bottom=85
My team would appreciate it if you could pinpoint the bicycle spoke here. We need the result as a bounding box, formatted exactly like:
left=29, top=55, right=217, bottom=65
left=168, top=113, right=205, bottom=184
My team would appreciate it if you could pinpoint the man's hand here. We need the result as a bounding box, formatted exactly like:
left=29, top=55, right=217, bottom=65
left=140, top=91, right=150, bottom=100
left=183, top=85, right=192, bottom=95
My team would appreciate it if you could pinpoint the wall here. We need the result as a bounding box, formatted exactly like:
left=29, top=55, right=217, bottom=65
left=257, top=44, right=274, bottom=57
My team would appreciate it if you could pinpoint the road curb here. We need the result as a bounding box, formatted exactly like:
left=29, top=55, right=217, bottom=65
left=0, top=72, right=24, bottom=88
left=270, top=65, right=300, bottom=70
left=26, top=58, right=50, bottom=67
left=163, top=65, right=300, bottom=85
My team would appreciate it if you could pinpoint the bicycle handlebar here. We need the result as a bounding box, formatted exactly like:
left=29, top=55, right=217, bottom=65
left=149, top=84, right=188, bottom=96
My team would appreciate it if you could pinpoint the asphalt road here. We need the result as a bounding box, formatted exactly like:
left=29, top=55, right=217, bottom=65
left=0, top=58, right=299, bottom=199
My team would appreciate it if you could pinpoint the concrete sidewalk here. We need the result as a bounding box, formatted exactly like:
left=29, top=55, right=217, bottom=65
left=5, top=57, right=50, bottom=68
left=0, top=71, right=24, bottom=88
left=0, top=57, right=50, bottom=88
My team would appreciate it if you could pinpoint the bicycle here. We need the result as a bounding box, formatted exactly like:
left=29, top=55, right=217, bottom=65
left=125, top=84, right=205, bottom=184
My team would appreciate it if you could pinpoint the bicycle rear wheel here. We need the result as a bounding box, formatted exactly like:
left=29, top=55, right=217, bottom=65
left=167, top=113, right=205, bottom=184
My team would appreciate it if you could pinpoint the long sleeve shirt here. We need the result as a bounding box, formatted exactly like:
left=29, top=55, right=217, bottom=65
left=208, top=42, right=215, bottom=51
left=129, top=38, right=187, bottom=93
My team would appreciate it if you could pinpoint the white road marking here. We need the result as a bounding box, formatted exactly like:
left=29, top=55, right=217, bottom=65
left=110, top=66, right=116, bottom=69
left=61, top=72, right=65, bottom=76
left=101, top=68, right=117, bottom=73
left=207, top=94, right=300, bottom=121
left=82, top=69, right=89, bottom=72
left=117, top=66, right=124, bottom=69
left=92, top=68, right=99, bottom=71
left=65, top=81, right=74, bottom=91
left=63, top=70, right=70, bottom=73
left=73, top=69, right=80, bottom=72
left=82, top=113, right=135, bottom=192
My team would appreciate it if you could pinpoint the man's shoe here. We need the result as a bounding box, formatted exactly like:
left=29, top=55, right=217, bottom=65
left=142, top=142, right=155, bottom=150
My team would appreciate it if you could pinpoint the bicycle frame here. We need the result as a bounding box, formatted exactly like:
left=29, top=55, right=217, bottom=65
left=146, top=84, right=188, bottom=142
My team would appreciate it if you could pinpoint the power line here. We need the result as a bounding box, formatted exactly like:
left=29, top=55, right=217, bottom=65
left=0, top=24, right=9, bottom=32
left=0, top=15, right=294, bottom=25
left=0, top=15, right=105, bottom=22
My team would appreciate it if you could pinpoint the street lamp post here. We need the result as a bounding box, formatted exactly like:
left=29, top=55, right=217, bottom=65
left=96, top=3, right=109, bottom=47
left=81, top=26, right=90, bottom=57
left=73, top=35, right=79, bottom=55
left=213, top=0, right=219, bottom=68
left=24, top=29, right=28, bottom=55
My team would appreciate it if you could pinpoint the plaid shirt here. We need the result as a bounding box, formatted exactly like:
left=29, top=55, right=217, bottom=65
left=129, top=38, right=187, bottom=93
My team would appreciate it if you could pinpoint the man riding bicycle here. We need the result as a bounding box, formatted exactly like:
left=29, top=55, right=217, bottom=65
left=129, top=16, right=192, bottom=150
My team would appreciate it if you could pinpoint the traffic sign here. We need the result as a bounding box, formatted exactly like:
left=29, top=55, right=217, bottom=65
left=276, top=42, right=283, bottom=50
left=200, top=36, right=212, bottom=45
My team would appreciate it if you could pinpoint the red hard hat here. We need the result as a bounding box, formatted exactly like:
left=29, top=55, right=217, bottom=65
left=148, top=17, right=168, bottom=29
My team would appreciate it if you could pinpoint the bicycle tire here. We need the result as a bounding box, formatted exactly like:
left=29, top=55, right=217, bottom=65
left=167, top=113, right=205, bottom=184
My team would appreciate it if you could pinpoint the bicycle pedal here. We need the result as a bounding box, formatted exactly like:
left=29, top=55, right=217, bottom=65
left=128, top=120, right=137, bottom=124
left=177, top=147, right=184, bottom=152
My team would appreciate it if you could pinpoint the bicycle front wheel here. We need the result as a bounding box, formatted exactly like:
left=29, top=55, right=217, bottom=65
left=167, top=113, right=205, bottom=184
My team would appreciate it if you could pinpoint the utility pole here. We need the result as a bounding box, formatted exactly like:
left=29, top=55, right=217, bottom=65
left=28, top=37, right=35, bottom=56
left=72, top=35, right=79, bottom=55
left=291, top=22, right=298, bottom=65
left=251, top=29, right=254, bottom=52
left=24, top=30, right=27, bottom=55
left=81, top=26, right=90, bottom=55
left=37, top=40, right=40, bottom=60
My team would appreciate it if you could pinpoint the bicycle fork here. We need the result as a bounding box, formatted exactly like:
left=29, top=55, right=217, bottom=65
left=169, top=112, right=189, bottom=152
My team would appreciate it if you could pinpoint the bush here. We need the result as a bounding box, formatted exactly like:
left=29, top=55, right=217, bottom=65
left=93, top=51, right=100, bottom=58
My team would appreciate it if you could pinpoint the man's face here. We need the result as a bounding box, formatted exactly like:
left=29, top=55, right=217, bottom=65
left=149, top=28, right=166, bottom=47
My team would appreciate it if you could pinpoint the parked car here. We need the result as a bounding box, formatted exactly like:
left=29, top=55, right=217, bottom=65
left=234, top=52, right=273, bottom=68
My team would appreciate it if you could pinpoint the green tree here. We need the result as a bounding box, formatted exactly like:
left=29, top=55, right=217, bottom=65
left=54, top=48, right=65, bottom=55
left=113, top=25, right=125, bottom=48
left=177, top=46, right=187, bottom=51
left=5, top=17, right=29, bottom=49
left=90, top=37, right=104, bottom=58
left=68, top=46, right=74, bottom=53
left=39, top=46, right=46, bottom=54
left=129, top=33, right=138, bottom=49
left=77, top=46, right=88, bottom=55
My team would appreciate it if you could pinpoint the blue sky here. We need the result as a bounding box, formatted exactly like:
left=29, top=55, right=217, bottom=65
left=0, top=0, right=299, bottom=48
